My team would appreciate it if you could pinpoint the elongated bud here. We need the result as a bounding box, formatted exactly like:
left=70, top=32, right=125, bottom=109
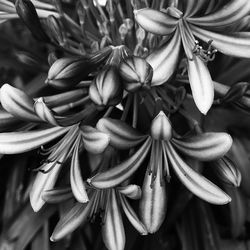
left=212, top=157, right=241, bottom=187
left=134, top=8, right=180, bottom=36
left=150, top=111, right=172, bottom=141
left=15, top=0, right=50, bottom=42
left=47, top=57, right=94, bottom=89
left=89, top=67, right=123, bottom=108
left=46, top=15, right=65, bottom=46
left=220, top=82, right=250, bottom=104
left=119, top=56, right=153, bottom=92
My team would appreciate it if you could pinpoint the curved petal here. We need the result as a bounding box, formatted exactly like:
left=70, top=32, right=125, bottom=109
left=134, top=8, right=178, bottom=36
left=147, top=29, right=181, bottom=86
left=81, top=125, right=110, bottom=154
left=183, top=0, right=209, bottom=18
left=166, top=143, right=231, bottom=205
left=102, top=190, right=125, bottom=250
left=88, top=137, right=152, bottom=189
left=30, top=162, right=63, bottom=212
left=34, top=98, right=59, bottom=126
left=120, top=195, right=147, bottom=235
left=96, top=118, right=147, bottom=150
left=117, top=184, right=141, bottom=199
left=172, top=132, right=232, bottom=161
left=139, top=171, right=167, bottom=233
left=0, top=84, right=41, bottom=122
left=51, top=201, right=91, bottom=241
left=187, top=55, right=214, bottom=114
left=0, top=126, right=69, bottom=154
left=42, top=187, right=73, bottom=203
left=70, top=144, right=89, bottom=203
left=191, top=24, right=250, bottom=58
left=187, top=0, right=250, bottom=30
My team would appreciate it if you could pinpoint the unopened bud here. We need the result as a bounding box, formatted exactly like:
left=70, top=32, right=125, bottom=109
left=47, top=57, right=94, bottom=89
left=119, top=56, right=153, bottom=92
left=213, top=157, right=242, bottom=187
left=150, top=111, right=172, bottom=141
left=89, top=67, right=123, bottom=108
left=15, top=0, right=50, bottom=42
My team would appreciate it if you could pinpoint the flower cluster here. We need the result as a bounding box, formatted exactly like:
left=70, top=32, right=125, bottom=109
left=0, top=0, right=250, bottom=250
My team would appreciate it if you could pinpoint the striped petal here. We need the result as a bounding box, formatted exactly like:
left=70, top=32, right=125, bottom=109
left=120, top=196, right=147, bottom=235
left=139, top=171, right=167, bottom=233
left=147, top=29, right=181, bottom=86
left=42, top=187, right=73, bottom=203
left=134, top=8, right=179, bottom=36
left=187, top=55, right=214, bottom=114
left=172, top=132, right=232, bottom=161
left=187, top=0, right=250, bottom=29
left=96, top=118, right=147, bottom=150
left=0, top=126, right=69, bottom=154
left=51, top=202, right=91, bottom=241
left=0, top=84, right=41, bottom=122
left=191, top=24, right=250, bottom=58
left=166, top=143, right=231, bottom=205
left=183, top=0, right=209, bottom=18
left=34, top=98, right=59, bottom=126
left=70, top=144, right=89, bottom=203
left=102, top=190, right=125, bottom=250
left=30, top=162, right=63, bottom=212
left=117, top=184, right=141, bottom=199
left=88, top=137, right=152, bottom=189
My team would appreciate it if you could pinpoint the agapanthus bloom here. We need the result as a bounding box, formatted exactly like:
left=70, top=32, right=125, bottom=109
left=135, top=0, right=250, bottom=114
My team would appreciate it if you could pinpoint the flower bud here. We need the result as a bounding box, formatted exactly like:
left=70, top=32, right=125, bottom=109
left=150, top=111, right=172, bottom=141
left=119, top=56, right=153, bottom=92
left=212, top=157, right=241, bottom=187
left=47, top=57, right=94, bottom=89
left=89, top=67, right=123, bottom=108
left=15, top=0, right=50, bottom=42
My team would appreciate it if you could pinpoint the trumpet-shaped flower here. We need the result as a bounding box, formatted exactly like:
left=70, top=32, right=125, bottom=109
left=135, top=0, right=250, bottom=114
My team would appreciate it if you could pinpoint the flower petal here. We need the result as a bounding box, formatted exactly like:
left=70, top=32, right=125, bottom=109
left=190, top=24, right=250, bottom=58
left=120, top=195, right=147, bottom=235
left=166, top=143, right=231, bottom=205
left=117, top=184, right=142, bottom=199
left=0, top=84, right=40, bottom=122
left=187, top=55, right=214, bottom=114
left=172, top=132, right=232, bottom=161
left=70, top=144, right=89, bottom=203
left=51, top=202, right=91, bottom=241
left=88, top=137, right=152, bottom=189
left=81, top=125, right=110, bottom=154
left=96, top=118, right=147, bottom=150
left=183, top=0, right=209, bottom=18
left=147, top=29, right=181, bottom=86
left=187, top=0, right=250, bottom=29
left=102, top=189, right=125, bottom=250
left=134, top=8, right=178, bottom=36
left=34, top=98, right=59, bottom=126
left=42, top=187, right=73, bottom=203
left=0, top=126, right=69, bottom=154
left=30, top=162, right=63, bottom=212
left=139, top=171, right=167, bottom=233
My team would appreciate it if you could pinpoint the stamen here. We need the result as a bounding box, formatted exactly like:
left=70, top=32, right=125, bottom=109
left=192, top=39, right=217, bottom=62
left=162, top=142, right=171, bottom=182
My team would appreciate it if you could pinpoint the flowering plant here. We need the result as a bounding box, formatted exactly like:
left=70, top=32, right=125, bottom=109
left=0, top=0, right=250, bottom=250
